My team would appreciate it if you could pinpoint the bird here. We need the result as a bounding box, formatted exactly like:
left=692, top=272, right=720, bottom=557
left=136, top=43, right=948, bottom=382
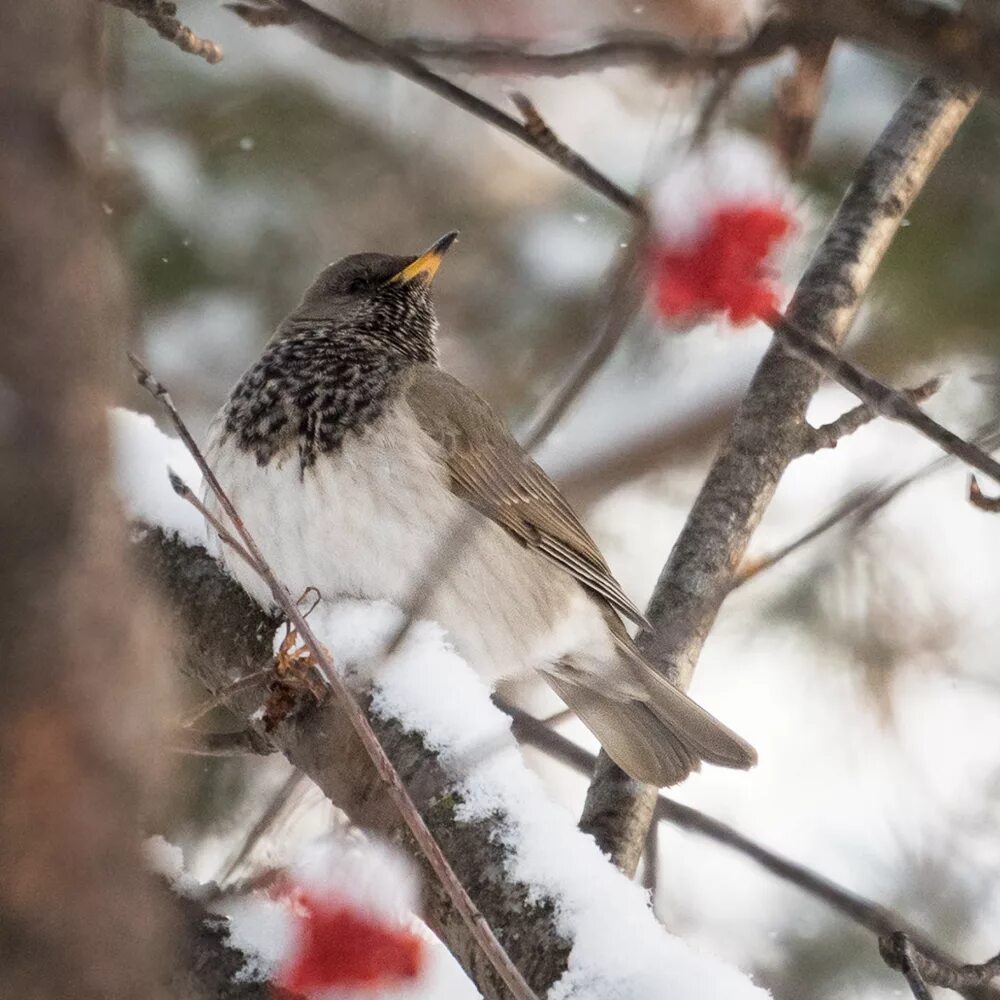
left=203, top=232, right=756, bottom=786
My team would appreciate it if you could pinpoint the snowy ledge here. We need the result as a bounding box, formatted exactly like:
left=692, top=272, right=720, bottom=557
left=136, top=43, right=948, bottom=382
left=122, top=408, right=766, bottom=1000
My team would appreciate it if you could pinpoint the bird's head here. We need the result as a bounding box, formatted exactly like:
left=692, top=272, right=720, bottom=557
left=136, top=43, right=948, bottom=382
left=287, top=231, right=458, bottom=364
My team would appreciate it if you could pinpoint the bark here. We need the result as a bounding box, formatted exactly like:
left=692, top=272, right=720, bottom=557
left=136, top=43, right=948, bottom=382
left=579, top=77, right=978, bottom=869
left=136, top=528, right=572, bottom=1000
left=0, top=3, right=175, bottom=998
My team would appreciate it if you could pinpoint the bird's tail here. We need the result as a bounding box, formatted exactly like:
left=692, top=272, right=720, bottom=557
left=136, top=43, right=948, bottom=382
left=542, top=641, right=756, bottom=787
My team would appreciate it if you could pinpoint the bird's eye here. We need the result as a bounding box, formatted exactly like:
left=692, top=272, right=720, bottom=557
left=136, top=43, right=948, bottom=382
left=346, top=277, right=369, bottom=295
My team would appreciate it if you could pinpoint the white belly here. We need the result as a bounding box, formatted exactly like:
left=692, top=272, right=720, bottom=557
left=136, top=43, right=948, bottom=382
left=203, top=402, right=614, bottom=681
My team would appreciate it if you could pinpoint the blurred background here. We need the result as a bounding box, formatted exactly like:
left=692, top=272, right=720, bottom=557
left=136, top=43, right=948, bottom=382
left=108, top=2, right=1000, bottom=997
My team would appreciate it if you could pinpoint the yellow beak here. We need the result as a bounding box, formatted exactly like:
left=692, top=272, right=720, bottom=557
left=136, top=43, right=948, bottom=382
left=391, top=231, right=459, bottom=285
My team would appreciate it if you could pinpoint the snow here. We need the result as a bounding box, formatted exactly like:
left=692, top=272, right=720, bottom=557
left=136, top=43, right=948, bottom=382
left=110, top=407, right=205, bottom=545
left=310, top=600, right=769, bottom=1000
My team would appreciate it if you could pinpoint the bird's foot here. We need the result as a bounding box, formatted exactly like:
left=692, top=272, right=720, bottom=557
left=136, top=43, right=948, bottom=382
left=262, top=624, right=327, bottom=731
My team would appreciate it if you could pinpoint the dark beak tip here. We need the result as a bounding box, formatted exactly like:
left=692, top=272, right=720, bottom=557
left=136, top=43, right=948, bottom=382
left=434, top=230, right=460, bottom=253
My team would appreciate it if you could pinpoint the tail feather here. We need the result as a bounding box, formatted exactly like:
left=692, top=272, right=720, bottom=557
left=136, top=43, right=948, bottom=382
left=543, top=642, right=756, bottom=787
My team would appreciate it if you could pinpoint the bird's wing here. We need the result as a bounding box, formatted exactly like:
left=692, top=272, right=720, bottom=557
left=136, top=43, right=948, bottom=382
left=402, top=365, right=650, bottom=630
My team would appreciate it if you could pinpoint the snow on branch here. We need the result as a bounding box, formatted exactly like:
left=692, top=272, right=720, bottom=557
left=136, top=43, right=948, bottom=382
left=121, top=409, right=767, bottom=999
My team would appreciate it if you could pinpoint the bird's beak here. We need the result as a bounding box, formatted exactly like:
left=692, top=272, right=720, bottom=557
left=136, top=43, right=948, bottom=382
left=391, top=231, right=459, bottom=286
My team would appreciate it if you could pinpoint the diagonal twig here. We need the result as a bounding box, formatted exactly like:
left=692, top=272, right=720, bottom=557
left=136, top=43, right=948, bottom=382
left=105, top=0, right=222, bottom=63
left=763, top=309, right=1000, bottom=484
left=226, top=0, right=639, bottom=215
left=735, top=419, right=1000, bottom=587
left=177, top=670, right=275, bottom=729
left=798, top=377, right=942, bottom=454
left=398, top=18, right=807, bottom=80
left=167, top=727, right=276, bottom=757
left=128, top=355, right=541, bottom=1000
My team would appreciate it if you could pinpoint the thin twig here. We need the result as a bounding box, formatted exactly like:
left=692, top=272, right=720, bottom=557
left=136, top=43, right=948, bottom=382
left=129, top=355, right=541, bottom=1000
left=227, top=0, right=639, bottom=215
left=883, top=933, right=935, bottom=1000
left=520, top=231, right=648, bottom=450
left=399, top=3, right=1000, bottom=100
left=105, top=0, right=222, bottom=63
left=218, top=770, right=307, bottom=887
left=880, top=931, right=1000, bottom=995
left=167, top=468, right=261, bottom=573
left=690, top=70, right=740, bottom=149
left=969, top=476, right=1000, bottom=512
left=398, top=18, right=806, bottom=80
left=177, top=669, right=274, bottom=729
left=500, top=699, right=994, bottom=986
left=167, top=727, right=276, bottom=757
left=798, top=377, right=942, bottom=454
left=736, top=419, right=1000, bottom=587
left=764, top=309, right=1000, bottom=484
left=772, top=39, right=834, bottom=174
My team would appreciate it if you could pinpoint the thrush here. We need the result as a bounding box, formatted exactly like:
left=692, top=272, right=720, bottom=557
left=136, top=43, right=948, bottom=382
left=204, top=232, right=756, bottom=786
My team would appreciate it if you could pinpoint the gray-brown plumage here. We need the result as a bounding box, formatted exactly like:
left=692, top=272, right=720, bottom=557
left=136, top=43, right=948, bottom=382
left=204, top=233, right=756, bottom=786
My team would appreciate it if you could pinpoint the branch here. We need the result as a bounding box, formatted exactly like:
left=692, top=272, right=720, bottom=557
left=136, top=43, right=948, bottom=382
left=137, top=526, right=571, bottom=1000
left=736, top=419, right=1000, bottom=586
left=397, top=18, right=809, bottom=79
left=167, top=887, right=280, bottom=999
left=881, top=933, right=1000, bottom=996
left=579, top=77, right=978, bottom=865
left=399, top=3, right=1000, bottom=99
left=764, top=310, right=1000, bottom=483
left=772, top=38, right=834, bottom=173
left=167, top=727, right=276, bottom=757
left=226, top=0, right=639, bottom=215
left=105, top=0, right=223, bottom=63
left=787, top=0, right=1000, bottom=97
left=504, top=701, right=1000, bottom=999
left=798, top=377, right=942, bottom=454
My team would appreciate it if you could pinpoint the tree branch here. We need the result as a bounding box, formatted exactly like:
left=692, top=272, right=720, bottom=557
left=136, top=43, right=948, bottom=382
left=105, top=0, right=223, bottom=63
left=137, top=527, right=571, bottom=1000
left=881, top=932, right=1000, bottom=996
left=399, top=2, right=1000, bottom=99
left=226, top=0, right=639, bottom=215
left=397, top=18, right=810, bottom=80
left=504, top=701, right=1000, bottom=999
left=579, top=76, right=978, bottom=867
left=798, top=376, right=942, bottom=454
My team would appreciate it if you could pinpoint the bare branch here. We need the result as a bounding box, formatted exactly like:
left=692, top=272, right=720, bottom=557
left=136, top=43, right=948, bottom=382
left=764, top=310, right=1000, bottom=483
left=105, top=0, right=222, bottom=63
left=969, top=475, right=1000, bottom=512
left=401, top=3, right=1000, bottom=99
left=521, top=234, right=648, bottom=449
left=137, top=526, right=572, bottom=999
left=167, top=727, right=276, bottom=757
left=398, top=18, right=809, bottom=79
left=504, top=701, right=1000, bottom=997
left=881, top=931, right=1000, bottom=995
left=580, top=77, right=979, bottom=865
left=226, top=0, right=639, bottom=215
left=177, top=669, right=275, bottom=728
left=217, top=771, right=308, bottom=886
left=734, top=418, right=1000, bottom=587
left=882, top=933, right=935, bottom=1000
left=798, top=376, right=942, bottom=454
left=129, top=359, right=541, bottom=1000
left=772, top=39, right=834, bottom=173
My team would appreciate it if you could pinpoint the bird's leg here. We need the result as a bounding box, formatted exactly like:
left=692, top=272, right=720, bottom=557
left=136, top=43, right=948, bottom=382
left=262, top=618, right=328, bottom=730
